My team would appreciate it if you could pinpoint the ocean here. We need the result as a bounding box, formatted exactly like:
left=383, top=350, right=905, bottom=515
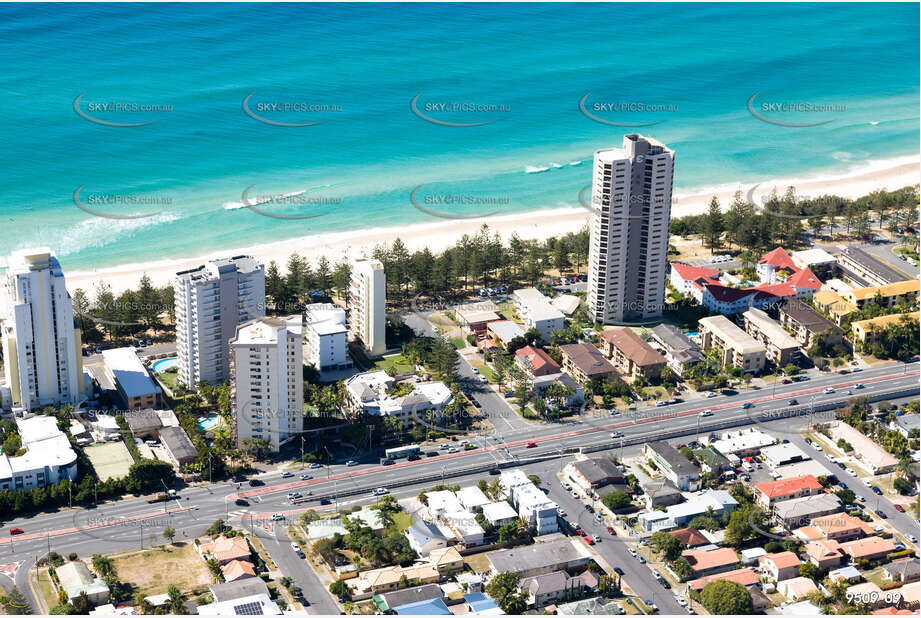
left=0, top=2, right=917, bottom=271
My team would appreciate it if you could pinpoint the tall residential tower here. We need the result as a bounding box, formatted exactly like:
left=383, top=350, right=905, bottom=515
left=349, top=258, right=386, bottom=356
left=587, top=134, right=674, bottom=324
left=174, top=255, right=265, bottom=385
left=0, top=248, right=83, bottom=412
left=230, top=316, right=304, bottom=453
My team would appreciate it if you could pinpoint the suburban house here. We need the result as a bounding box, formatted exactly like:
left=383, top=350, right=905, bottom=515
left=564, top=457, right=625, bottom=494
left=682, top=547, right=740, bottom=578
left=519, top=571, right=598, bottom=608
left=754, top=475, right=823, bottom=509
left=827, top=421, right=898, bottom=474
left=759, top=552, right=801, bottom=582
left=199, top=536, right=251, bottom=566
left=405, top=520, right=450, bottom=557
left=481, top=501, right=518, bottom=527
left=56, top=561, right=110, bottom=606
left=514, top=346, right=561, bottom=377
left=159, top=425, right=198, bottom=468
left=804, top=539, right=845, bottom=569
left=839, top=537, right=898, bottom=562
left=486, top=320, right=526, bottom=348
left=773, top=493, right=842, bottom=529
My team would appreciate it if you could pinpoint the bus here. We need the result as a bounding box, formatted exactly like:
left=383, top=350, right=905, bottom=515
left=385, top=444, right=421, bottom=460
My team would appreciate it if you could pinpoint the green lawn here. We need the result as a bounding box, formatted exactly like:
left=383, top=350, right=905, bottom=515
left=373, top=354, right=415, bottom=374
left=450, top=337, right=466, bottom=349
left=391, top=512, right=412, bottom=531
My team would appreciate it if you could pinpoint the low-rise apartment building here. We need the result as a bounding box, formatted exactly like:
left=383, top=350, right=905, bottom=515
left=599, top=327, right=666, bottom=380
left=742, top=308, right=801, bottom=366
left=486, top=539, right=591, bottom=579
left=344, top=371, right=452, bottom=425
left=698, top=315, right=766, bottom=372
left=0, top=415, right=78, bottom=491
left=842, top=279, right=920, bottom=309
left=512, top=288, right=565, bottom=339
left=515, top=345, right=561, bottom=377
left=777, top=298, right=844, bottom=348
left=558, top=343, right=617, bottom=384
left=826, top=421, right=898, bottom=474
left=649, top=323, right=703, bottom=377
left=837, top=246, right=909, bottom=286
left=851, top=312, right=920, bottom=347
left=643, top=440, right=700, bottom=491
left=813, top=289, right=857, bottom=325
left=101, top=347, right=163, bottom=410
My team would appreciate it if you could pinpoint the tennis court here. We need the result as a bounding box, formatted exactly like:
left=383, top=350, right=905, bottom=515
left=85, top=440, right=135, bottom=481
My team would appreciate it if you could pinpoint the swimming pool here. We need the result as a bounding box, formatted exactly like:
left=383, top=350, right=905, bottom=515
left=198, top=415, right=220, bottom=431
left=152, top=357, right=178, bottom=373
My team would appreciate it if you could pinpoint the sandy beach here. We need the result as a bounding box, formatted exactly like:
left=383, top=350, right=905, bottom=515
left=66, top=155, right=920, bottom=295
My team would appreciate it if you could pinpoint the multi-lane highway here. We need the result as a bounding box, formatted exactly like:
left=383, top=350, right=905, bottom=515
left=1, top=358, right=915, bottom=612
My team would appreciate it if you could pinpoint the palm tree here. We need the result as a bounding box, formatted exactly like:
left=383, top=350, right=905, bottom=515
left=167, top=584, right=186, bottom=614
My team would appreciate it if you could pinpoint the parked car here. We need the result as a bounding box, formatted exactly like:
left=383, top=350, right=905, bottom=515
left=894, top=504, right=906, bottom=513
left=871, top=485, right=883, bottom=495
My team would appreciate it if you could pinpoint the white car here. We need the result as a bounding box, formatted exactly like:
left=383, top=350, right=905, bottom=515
left=908, top=535, right=917, bottom=543
left=592, top=535, right=601, bottom=543
left=846, top=468, right=857, bottom=477
left=271, top=513, right=285, bottom=521
left=571, top=491, right=579, bottom=499
left=561, top=481, right=572, bottom=490
left=346, top=460, right=359, bottom=467
left=824, top=387, right=835, bottom=394
left=706, top=391, right=718, bottom=398
left=700, top=409, right=713, bottom=417
left=863, top=479, right=873, bottom=487
left=372, top=488, right=389, bottom=496
left=610, top=431, right=623, bottom=439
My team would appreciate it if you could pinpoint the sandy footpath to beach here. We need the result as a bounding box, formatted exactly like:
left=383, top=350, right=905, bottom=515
left=66, top=156, right=919, bottom=295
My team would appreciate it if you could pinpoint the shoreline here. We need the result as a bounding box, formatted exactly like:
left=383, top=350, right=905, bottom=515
left=66, top=154, right=920, bottom=295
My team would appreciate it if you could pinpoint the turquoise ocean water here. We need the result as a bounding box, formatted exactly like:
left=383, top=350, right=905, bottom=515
left=0, top=3, right=917, bottom=271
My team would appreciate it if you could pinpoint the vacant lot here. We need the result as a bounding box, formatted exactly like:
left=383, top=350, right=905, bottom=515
left=85, top=440, right=135, bottom=481
left=110, top=541, right=213, bottom=597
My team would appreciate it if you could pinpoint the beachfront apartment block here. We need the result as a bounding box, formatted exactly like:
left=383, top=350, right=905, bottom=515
left=698, top=315, right=766, bottom=372
left=0, top=248, right=84, bottom=413
left=587, top=134, right=674, bottom=324
left=349, top=258, right=386, bottom=357
left=304, top=303, right=351, bottom=371
left=174, top=255, right=265, bottom=386
left=230, top=316, right=304, bottom=453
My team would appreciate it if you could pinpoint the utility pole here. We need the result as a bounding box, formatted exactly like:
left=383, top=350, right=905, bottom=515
left=94, top=481, right=97, bottom=505
left=300, top=436, right=305, bottom=469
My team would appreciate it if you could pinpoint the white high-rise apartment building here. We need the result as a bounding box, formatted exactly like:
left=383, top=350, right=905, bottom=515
left=174, top=255, right=265, bottom=386
left=0, top=248, right=83, bottom=412
left=349, top=258, right=386, bottom=356
left=230, top=316, right=303, bottom=453
left=587, top=134, right=674, bottom=324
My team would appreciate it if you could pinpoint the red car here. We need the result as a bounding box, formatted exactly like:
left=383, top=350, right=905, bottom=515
left=606, top=526, right=616, bottom=535
left=583, top=536, right=595, bottom=546
left=577, top=529, right=587, bottom=537
left=894, top=504, right=906, bottom=513
left=9, top=528, right=23, bottom=535
left=526, top=441, right=537, bottom=448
